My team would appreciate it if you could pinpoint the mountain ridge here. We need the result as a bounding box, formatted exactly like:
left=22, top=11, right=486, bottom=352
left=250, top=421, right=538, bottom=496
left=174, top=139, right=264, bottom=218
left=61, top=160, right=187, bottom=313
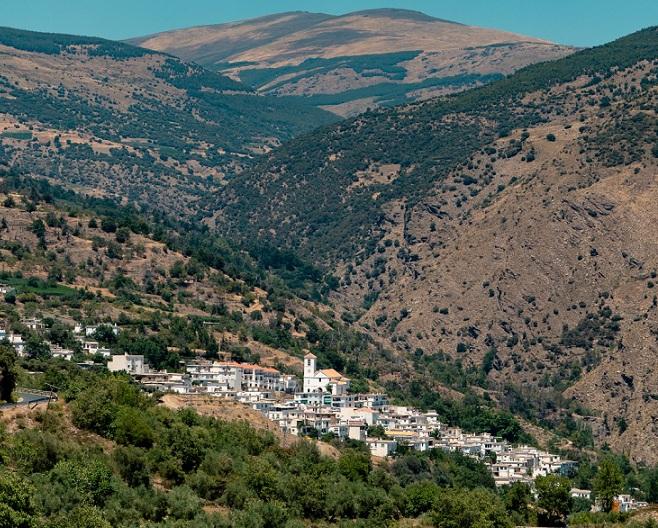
left=0, top=26, right=336, bottom=216
left=211, top=26, right=658, bottom=462
left=130, top=9, right=573, bottom=115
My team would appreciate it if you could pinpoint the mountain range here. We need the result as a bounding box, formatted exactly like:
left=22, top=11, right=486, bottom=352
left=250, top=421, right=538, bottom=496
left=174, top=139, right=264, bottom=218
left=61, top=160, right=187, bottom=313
left=2, top=14, right=658, bottom=464
left=130, top=9, right=574, bottom=115
left=0, top=26, right=336, bottom=214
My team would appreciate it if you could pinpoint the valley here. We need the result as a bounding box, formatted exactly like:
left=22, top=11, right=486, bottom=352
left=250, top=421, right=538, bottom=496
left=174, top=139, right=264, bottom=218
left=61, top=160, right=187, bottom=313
left=214, top=27, right=658, bottom=463
left=1, top=9, right=658, bottom=528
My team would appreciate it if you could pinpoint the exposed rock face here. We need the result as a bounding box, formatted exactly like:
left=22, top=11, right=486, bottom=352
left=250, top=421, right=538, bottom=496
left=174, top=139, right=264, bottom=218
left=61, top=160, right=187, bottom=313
left=211, top=27, right=658, bottom=461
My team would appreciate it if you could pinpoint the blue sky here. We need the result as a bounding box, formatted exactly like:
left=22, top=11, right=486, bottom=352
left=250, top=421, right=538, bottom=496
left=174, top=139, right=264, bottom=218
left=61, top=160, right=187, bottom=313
left=3, top=0, right=657, bottom=47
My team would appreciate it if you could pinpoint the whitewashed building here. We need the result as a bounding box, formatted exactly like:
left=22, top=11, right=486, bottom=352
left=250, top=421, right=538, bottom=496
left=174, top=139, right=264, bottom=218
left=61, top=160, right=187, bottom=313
left=21, top=318, right=44, bottom=331
left=6, top=333, right=25, bottom=356
left=108, top=354, right=147, bottom=375
left=50, top=344, right=74, bottom=361
left=367, top=438, right=398, bottom=457
left=302, top=353, right=350, bottom=395
left=186, top=360, right=295, bottom=394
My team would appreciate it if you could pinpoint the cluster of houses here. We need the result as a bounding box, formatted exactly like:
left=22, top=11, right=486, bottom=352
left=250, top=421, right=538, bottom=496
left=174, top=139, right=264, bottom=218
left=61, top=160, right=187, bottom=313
left=1, top=321, right=651, bottom=509
left=105, top=351, right=580, bottom=486
left=0, top=318, right=118, bottom=361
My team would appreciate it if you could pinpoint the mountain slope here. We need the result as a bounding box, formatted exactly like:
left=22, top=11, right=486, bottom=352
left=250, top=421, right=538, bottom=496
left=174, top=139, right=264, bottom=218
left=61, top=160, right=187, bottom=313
left=0, top=27, right=337, bottom=215
left=212, top=27, right=658, bottom=461
left=130, top=9, right=573, bottom=115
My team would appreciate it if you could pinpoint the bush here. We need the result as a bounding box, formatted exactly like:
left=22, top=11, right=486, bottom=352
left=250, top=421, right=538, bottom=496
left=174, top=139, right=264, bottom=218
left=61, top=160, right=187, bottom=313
left=113, top=407, right=154, bottom=448
left=0, top=470, right=38, bottom=528
left=45, top=506, right=111, bottom=528
left=70, top=385, right=117, bottom=436
left=404, top=480, right=440, bottom=516
left=166, top=485, right=202, bottom=520
left=112, top=446, right=150, bottom=488
left=430, top=488, right=512, bottom=528
left=10, top=429, right=64, bottom=474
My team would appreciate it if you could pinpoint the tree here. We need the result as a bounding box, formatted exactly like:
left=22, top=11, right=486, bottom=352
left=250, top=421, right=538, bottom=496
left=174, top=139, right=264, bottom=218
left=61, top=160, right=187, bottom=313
left=92, top=325, right=117, bottom=346
left=593, top=456, right=624, bottom=512
left=24, top=336, right=51, bottom=361
left=115, top=227, right=130, bottom=244
left=367, top=424, right=387, bottom=439
left=430, top=488, right=512, bottom=528
left=30, top=219, right=46, bottom=249
left=0, top=344, right=18, bottom=403
left=45, top=506, right=111, bottom=528
left=0, top=471, right=38, bottom=528
left=3, top=291, right=15, bottom=305
left=404, top=480, right=440, bottom=516
left=100, top=217, right=117, bottom=233
left=535, top=474, right=573, bottom=526
left=51, top=458, right=115, bottom=507
left=166, top=485, right=202, bottom=520
left=113, top=406, right=154, bottom=448
left=70, top=386, right=117, bottom=436
left=502, top=481, right=535, bottom=526
left=112, top=446, right=150, bottom=488
left=646, top=466, right=658, bottom=503
left=338, top=449, right=372, bottom=482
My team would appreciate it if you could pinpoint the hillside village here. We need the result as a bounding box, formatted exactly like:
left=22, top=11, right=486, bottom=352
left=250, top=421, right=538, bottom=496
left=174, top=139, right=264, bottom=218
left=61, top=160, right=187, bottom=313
left=1, top=14, right=658, bottom=528
left=5, top=319, right=651, bottom=513
left=111, top=352, right=582, bottom=488
left=0, top=315, right=576, bottom=486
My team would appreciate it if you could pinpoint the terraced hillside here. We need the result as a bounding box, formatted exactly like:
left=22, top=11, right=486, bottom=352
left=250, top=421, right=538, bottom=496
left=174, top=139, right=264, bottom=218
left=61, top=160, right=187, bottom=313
left=214, top=27, right=658, bottom=462
left=130, top=9, right=573, bottom=115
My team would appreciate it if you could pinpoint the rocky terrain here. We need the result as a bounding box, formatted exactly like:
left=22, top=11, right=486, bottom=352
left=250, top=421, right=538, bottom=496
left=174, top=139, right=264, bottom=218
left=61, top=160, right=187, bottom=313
left=3, top=19, right=658, bottom=463
left=130, top=9, right=573, bottom=115
left=214, top=27, right=658, bottom=462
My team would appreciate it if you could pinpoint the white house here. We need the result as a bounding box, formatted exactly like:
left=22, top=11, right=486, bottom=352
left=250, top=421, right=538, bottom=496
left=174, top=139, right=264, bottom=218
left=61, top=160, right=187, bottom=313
left=7, top=333, right=25, bottom=356
left=74, top=323, right=119, bottom=337
left=85, top=324, right=119, bottom=337
left=50, top=344, right=74, bottom=361
left=108, top=354, right=147, bottom=375
left=136, top=371, right=188, bottom=393
left=186, top=360, right=291, bottom=393
left=570, top=489, right=591, bottom=500
left=303, top=353, right=350, bottom=395
left=367, top=438, right=397, bottom=458
left=81, top=340, right=99, bottom=355
left=21, top=318, right=44, bottom=331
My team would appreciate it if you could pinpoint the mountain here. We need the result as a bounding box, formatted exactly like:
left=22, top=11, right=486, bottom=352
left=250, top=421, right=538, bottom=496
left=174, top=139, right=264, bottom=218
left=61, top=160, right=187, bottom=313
left=129, top=9, right=574, bottom=116
left=0, top=25, right=548, bottom=446
left=1, top=167, right=539, bottom=446
left=212, top=27, right=658, bottom=462
left=0, top=27, right=337, bottom=215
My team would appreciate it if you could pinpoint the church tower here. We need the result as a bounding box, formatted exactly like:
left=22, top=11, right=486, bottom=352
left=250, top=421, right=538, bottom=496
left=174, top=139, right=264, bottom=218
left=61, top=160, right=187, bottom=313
left=303, top=352, right=317, bottom=392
